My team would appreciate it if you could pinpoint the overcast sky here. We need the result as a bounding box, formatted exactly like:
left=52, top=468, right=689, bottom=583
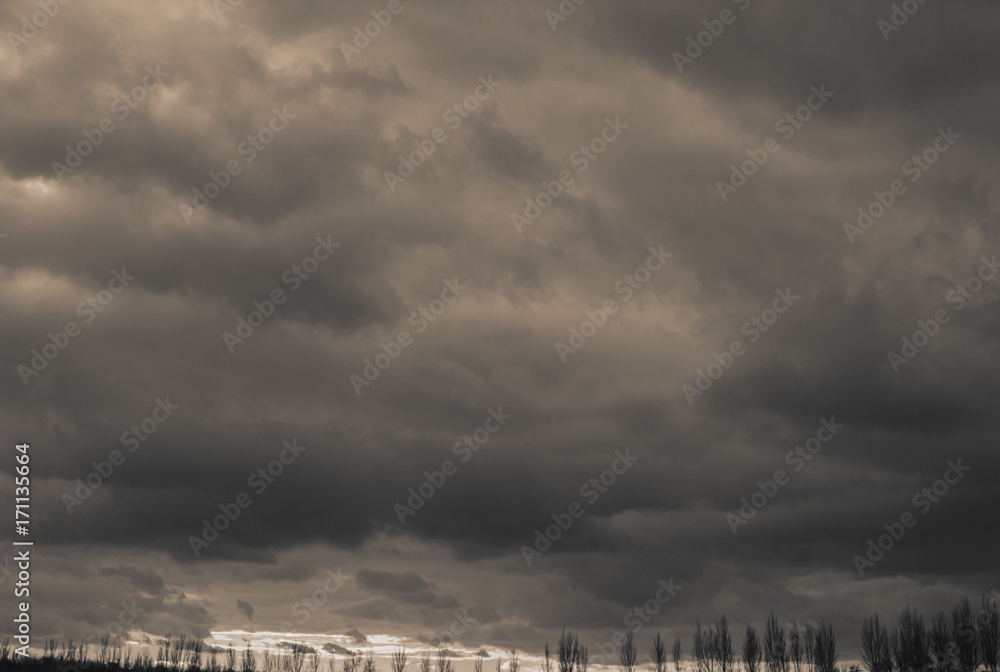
left=2, top=0, right=999, bottom=666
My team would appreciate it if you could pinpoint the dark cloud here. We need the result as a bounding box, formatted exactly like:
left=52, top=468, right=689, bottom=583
left=344, top=628, right=368, bottom=644
left=1, top=0, right=998, bottom=662
left=323, top=643, right=358, bottom=656
left=356, top=570, right=430, bottom=594
left=237, top=599, right=255, bottom=621
left=100, top=566, right=165, bottom=596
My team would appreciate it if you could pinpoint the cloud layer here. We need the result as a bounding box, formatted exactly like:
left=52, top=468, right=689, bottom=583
left=1, top=0, right=999, bottom=662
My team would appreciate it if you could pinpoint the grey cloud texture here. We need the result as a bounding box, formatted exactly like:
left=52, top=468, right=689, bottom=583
left=1, top=0, right=998, bottom=662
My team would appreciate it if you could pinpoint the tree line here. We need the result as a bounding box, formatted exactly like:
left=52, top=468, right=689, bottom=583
left=5, top=594, right=997, bottom=672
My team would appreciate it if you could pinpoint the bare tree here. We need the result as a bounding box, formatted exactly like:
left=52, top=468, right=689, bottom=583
left=262, top=650, right=277, bottom=672
left=620, top=633, right=638, bottom=672
left=474, top=657, right=484, bottom=672
left=860, top=615, right=892, bottom=672
left=743, top=626, right=762, bottom=672
left=545, top=644, right=553, bottom=672
left=979, top=596, right=1000, bottom=672
left=287, top=644, right=307, bottom=672
left=508, top=648, right=520, bottom=672
left=673, top=637, right=683, bottom=672
left=419, top=653, right=432, bottom=672
left=559, top=631, right=581, bottom=672
left=953, top=597, right=981, bottom=672
left=893, top=607, right=929, bottom=672
left=392, top=649, right=408, bottom=672
left=209, top=647, right=221, bottom=672
left=346, top=653, right=364, bottom=672
left=812, top=624, right=837, bottom=672
left=695, top=622, right=707, bottom=672
left=242, top=643, right=257, bottom=672
left=579, top=646, right=590, bottom=672
left=437, top=650, right=453, bottom=672
left=929, top=610, right=955, bottom=672
left=190, top=640, right=205, bottom=670
left=174, top=635, right=188, bottom=667
left=705, top=628, right=722, bottom=672
left=804, top=627, right=816, bottom=672
left=789, top=630, right=802, bottom=672
left=764, top=615, right=789, bottom=672
left=717, top=617, right=734, bottom=672
left=99, top=633, right=111, bottom=665
left=652, top=632, right=668, bottom=672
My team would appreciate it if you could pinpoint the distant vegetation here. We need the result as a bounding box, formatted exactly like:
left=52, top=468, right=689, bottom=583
left=2, top=595, right=997, bottom=672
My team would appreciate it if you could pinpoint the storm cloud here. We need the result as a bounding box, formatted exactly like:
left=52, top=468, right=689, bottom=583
left=1, top=0, right=998, bottom=664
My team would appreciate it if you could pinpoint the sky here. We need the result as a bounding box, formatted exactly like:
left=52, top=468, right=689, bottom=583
left=1, top=0, right=999, bottom=667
